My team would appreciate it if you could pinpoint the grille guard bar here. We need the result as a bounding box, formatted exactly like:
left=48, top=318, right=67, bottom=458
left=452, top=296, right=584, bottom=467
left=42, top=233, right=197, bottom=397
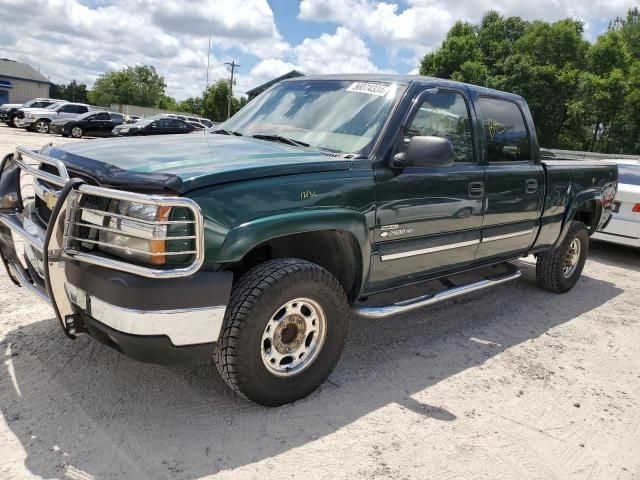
left=2, top=146, right=205, bottom=279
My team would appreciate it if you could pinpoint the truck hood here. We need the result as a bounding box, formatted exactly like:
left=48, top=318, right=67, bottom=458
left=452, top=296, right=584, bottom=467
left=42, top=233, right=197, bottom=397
left=1, top=103, right=22, bottom=109
left=44, top=133, right=351, bottom=193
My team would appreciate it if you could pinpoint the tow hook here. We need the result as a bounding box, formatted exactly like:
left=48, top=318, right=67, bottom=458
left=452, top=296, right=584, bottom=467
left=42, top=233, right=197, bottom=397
left=64, top=314, right=84, bottom=338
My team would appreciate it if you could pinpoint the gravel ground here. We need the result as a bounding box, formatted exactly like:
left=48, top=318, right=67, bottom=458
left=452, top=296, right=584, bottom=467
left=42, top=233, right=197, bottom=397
left=0, top=124, right=639, bottom=480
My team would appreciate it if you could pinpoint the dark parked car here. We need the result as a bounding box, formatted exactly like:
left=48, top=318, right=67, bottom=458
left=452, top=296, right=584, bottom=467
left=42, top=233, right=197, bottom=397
left=112, top=117, right=195, bottom=136
left=50, top=111, right=125, bottom=138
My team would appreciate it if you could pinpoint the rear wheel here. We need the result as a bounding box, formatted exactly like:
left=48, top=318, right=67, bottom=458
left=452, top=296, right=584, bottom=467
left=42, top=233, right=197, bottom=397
left=70, top=126, right=83, bottom=138
left=34, top=119, right=50, bottom=134
left=536, top=220, right=589, bottom=293
left=214, top=258, right=350, bottom=406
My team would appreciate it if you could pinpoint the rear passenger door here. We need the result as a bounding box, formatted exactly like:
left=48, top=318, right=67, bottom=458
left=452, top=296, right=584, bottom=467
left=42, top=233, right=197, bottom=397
left=474, top=96, right=545, bottom=260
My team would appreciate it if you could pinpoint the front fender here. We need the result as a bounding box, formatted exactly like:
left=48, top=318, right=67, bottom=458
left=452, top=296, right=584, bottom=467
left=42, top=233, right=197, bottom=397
left=216, top=208, right=371, bottom=279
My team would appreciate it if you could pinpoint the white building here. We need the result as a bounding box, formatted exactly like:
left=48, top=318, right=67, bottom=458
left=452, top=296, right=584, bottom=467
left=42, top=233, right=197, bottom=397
left=0, top=58, right=52, bottom=105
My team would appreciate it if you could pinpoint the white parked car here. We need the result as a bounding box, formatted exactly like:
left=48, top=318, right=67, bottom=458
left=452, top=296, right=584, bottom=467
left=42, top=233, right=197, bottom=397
left=16, top=102, right=91, bottom=134
left=592, top=160, right=640, bottom=248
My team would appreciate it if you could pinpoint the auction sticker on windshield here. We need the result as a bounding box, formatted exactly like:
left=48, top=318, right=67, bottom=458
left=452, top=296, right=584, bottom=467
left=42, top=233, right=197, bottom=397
left=346, top=82, right=391, bottom=96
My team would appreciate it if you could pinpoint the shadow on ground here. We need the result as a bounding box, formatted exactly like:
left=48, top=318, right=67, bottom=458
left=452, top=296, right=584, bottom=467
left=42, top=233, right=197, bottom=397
left=0, top=257, right=625, bottom=479
left=589, top=240, right=640, bottom=272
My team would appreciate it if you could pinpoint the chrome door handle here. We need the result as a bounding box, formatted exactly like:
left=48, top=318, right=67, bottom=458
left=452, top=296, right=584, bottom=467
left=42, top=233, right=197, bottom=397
left=526, top=179, right=538, bottom=194
left=468, top=181, right=484, bottom=197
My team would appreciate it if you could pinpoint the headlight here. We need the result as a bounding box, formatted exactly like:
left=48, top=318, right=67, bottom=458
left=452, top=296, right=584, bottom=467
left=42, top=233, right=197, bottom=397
left=96, top=200, right=171, bottom=265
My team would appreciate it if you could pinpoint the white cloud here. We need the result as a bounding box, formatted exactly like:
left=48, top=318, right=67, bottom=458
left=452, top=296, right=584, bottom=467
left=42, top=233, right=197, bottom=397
left=294, top=27, right=390, bottom=74
left=0, top=0, right=632, bottom=101
left=0, top=0, right=288, bottom=99
left=241, top=27, right=394, bottom=93
left=299, top=0, right=453, bottom=54
left=298, top=0, right=635, bottom=55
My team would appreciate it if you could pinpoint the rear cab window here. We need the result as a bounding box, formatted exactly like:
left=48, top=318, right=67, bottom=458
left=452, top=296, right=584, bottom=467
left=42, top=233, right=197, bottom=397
left=477, top=96, right=531, bottom=162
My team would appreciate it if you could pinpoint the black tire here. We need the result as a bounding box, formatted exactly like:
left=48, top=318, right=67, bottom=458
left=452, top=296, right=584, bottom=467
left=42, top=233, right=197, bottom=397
left=536, top=220, right=589, bottom=293
left=214, top=258, right=350, bottom=406
left=8, top=115, right=17, bottom=128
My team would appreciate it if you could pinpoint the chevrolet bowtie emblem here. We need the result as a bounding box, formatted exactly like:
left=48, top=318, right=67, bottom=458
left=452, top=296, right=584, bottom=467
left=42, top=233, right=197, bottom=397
left=43, top=190, right=57, bottom=210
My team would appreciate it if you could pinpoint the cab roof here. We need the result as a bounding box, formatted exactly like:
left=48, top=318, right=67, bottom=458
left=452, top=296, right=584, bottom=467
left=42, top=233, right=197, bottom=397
left=281, top=73, right=525, bottom=103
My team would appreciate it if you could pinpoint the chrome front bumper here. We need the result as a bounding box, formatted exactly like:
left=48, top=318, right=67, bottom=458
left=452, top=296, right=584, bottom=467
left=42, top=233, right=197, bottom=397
left=0, top=147, right=230, bottom=352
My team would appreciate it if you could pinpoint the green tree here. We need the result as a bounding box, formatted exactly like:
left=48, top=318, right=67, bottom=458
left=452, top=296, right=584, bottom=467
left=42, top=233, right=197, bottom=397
left=611, top=7, right=640, bottom=59
left=418, top=8, right=640, bottom=154
left=177, top=97, right=204, bottom=115
left=88, top=65, right=166, bottom=107
left=201, top=80, right=247, bottom=121
left=50, top=80, right=88, bottom=103
left=155, top=94, right=179, bottom=111
left=420, top=21, right=482, bottom=79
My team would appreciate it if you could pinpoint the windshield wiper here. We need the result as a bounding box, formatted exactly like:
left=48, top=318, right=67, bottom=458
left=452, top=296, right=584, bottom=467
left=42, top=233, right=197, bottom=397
left=251, top=134, right=309, bottom=148
left=210, top=128, right=243, bottom=136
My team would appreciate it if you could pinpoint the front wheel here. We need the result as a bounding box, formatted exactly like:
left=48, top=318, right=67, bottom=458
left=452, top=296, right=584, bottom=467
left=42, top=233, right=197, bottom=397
left=536, top=220, right=589, bottom=293
left=70, top=126, right=83, bottom=138
left=34, top=119, right=50, bottom=134
left=9, top=115, right=18, bottom=128
left=214, top=258, right=350, bottom=406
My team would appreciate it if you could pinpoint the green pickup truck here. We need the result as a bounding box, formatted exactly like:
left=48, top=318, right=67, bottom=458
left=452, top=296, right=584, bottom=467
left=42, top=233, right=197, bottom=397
left=0, top=75, right=617, bottom=406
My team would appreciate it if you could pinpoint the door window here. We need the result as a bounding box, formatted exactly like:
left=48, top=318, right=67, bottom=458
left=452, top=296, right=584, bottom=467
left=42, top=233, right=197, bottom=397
left=400, top=90, right=474, bottom=163
left=477, top=97, right=531, bottom=162
left=94, top=112, right=110, bottom=120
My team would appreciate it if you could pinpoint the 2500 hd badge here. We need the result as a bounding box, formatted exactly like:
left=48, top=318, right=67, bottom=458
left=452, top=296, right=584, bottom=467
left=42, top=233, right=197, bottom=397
left=0, top=75, right=617, bottom=406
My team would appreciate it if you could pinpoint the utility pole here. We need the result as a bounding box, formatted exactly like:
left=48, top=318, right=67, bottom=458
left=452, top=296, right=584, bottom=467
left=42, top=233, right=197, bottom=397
left=224, top=60, right=240, bottom=119
left=204, top=34, right=211, bottom=119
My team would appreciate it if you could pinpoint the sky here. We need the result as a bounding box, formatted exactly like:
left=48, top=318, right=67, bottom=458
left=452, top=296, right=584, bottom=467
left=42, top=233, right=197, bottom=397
left=0, top=0, right=637, bottom=100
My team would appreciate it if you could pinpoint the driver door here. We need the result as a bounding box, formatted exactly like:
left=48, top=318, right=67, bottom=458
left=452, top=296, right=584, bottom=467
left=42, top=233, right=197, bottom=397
left=368, top=87, right=485, bottom=292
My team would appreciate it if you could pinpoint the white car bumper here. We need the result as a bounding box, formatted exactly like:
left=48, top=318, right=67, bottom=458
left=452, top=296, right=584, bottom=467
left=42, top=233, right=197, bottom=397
left=592, top=218, right=640, bottom=248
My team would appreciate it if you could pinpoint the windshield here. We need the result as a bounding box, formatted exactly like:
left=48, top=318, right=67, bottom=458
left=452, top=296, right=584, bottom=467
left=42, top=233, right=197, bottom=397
left=220, top=80, right=402, bottom=154
left=23, top=99, right=42, bottom=108
left=619, top=164, right=640, bottom=186
left=76, top=111, right=96, bottom=120
left=132, top=118, right=155, bottom=127
left=45, top=102, right=65, bottom=110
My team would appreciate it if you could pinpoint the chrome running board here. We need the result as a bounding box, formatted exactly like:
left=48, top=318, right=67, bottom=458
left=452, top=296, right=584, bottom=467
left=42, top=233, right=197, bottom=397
left=352, top=263, right=521, bottom=319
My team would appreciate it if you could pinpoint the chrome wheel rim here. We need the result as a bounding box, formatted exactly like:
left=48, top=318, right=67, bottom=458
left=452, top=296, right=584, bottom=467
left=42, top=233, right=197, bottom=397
left=36, top=121, right=48, bottom=133
left=71, top=127, right=82, bottom=138
left=563, top=238, right=581, bottom=278
left=261, top=297, right=327, bottom=377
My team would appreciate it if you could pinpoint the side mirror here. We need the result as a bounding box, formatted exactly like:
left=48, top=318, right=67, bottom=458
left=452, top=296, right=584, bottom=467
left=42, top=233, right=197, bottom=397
left=391, top=136, right=454, bottom=169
